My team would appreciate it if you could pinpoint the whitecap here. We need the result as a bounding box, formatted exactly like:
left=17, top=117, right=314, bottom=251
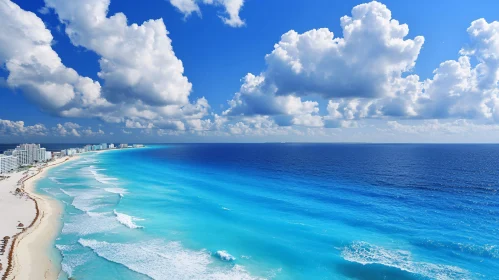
left=341, top=241, right=470, bottom=280
left=113, top=210, right=144, bottom=229
left=104, top=187, right=127, bottom=198
left=221, top=207, right=231, bottom=211
left=85, top=166, right=119, bottom=185
left=78, top=239, right=263, bottom=280
left=215, top=250, right=236, bottom=261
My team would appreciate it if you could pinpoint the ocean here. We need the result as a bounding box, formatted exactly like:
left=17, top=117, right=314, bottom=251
left=34, top=144, right=498, bottom=279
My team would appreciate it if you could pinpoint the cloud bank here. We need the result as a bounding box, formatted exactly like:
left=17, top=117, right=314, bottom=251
left=0, top=0, right=209, bottom=134
left=2, top=0, right=499, bottom=139
left=222, top=1, right=499, bottom=136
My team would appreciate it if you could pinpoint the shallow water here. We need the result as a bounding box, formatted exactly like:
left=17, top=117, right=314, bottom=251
left=36, top=144, right=499, bottom=279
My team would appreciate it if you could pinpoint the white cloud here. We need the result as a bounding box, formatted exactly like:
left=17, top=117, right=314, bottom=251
left=52, top=123, right=80, bottom=137
left=223, top=1, right=499, bottom=137
left=0, top=0, right=211, bottom=133
left=169, top=0, right=200, bottom=17
left=265, top=1, right=423, bottom=99
left=223, top=1, right=424, bottom=131
left=168, top=0, right=245, bottom=27
left=50, top=122, right=105, bottom=137
left=0, top=0, right=109, bottom=115
left=46, top=0, right=192, bottom=107
left=224, top=73, right=323, bottom=127
left=81, top=128, right=105, bottom=137
left=0, top=119, right=47, bottom=136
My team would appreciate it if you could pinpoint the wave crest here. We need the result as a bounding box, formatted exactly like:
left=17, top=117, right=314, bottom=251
left=215, top=250, right=236, bottom=261
left=113, top=210, right=144, bottom=229
left=78, top=239, right=261, bottom=280
left=341, top=241, right=470, bottom=280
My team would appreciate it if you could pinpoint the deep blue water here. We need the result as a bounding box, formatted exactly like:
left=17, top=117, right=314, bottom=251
left=35, top=144, right=498, bottom=279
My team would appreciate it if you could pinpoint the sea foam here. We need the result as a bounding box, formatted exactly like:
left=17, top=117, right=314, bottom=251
left=113, top=210, right=144, bottom=229
left=341, top=241, right=470, bottom=280
left=56, top=244, right=92, bottom=278
left=78, top=239, right=261, bottom=280
left=87, top=166, right=119, bottom=185
left=62, top=213, right=119, bottom=235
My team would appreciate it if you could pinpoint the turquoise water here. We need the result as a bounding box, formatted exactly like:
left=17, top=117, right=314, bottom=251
left=36, top=144, right=499, bottom=279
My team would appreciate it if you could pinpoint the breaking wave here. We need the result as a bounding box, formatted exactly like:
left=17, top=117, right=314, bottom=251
left=87, top=166, right=119, bottom=185
left=104, top=187, right=127, bottom=198
left=113, top=210, right=144, bottom=229
left=78, top=239, right=261, bottom=280
left=341, top=241, right=471, bottom=280
left=215, top=250, right=236, bottom=261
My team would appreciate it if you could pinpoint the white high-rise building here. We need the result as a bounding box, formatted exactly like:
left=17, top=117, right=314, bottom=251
left=108, top=143, right=115, bottom=149
left=19, top=144, right=42, bottom=163
left=101, top=143, right=108, bottom=150
left=13, top=149, right=29, bottom=166
left=39, top=147, right=47, bottom=162
left=0, top=155, right=18, bottom=174
left=45, top=151, right=52, bottom=161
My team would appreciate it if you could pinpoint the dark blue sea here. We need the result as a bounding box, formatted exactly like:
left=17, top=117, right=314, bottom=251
left=30, top=144, right=499, bottom=279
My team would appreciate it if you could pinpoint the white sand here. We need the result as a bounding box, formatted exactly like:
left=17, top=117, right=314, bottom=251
left=0, top=156, right=78, bottom=280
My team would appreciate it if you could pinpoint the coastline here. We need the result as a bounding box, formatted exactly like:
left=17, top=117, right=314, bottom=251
left=2, top=156, right=78, bottom=280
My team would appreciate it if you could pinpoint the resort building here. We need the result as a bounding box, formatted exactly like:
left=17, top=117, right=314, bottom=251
left=133, top=144, right=144, bottom=148
left=12, top=149, right=29, bottom=166
left=119, top=144, right=128, bottom=148
left=45, top=151, right=52, bottom=161
left=19, top=143, right=42, bottom=163
left=101, top=143, right=108, bottom=150
left=39, top=147, right=47, bottom=162
left=109, top=143, right=115, bottom=149
left=0, top=155, right=18, bottom=174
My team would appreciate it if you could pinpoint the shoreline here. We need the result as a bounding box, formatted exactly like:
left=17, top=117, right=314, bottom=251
left=2, top=156, right=78, bottom=280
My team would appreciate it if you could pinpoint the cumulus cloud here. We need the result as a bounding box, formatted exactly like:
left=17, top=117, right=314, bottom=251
left=223, top=1, right=499, bottom=136
left=50, top=122, right=106, bottom=137
left=81, top=127, right=105, bottom=137
left=168, top=0, right=245, bottom=27
left=223, top=1, right=424, bottom=131
left=328, top=16, right=499, bottom=123
left=265, top=2, right=423, bottom=99
left=0, top=0, right=109, bottom=115
left=0, top=0, right=211, bottom=133
left=0, top=119, right=47, bottom=136
left=45, top=0, right=192, bottom=106
left=224, top=73, right=322, bottom=128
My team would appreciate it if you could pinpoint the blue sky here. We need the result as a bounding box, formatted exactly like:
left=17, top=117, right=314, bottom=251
left=2, top=0, right=499, bottom=143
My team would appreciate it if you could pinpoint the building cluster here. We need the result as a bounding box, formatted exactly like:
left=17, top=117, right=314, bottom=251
left=0, top=143, right=143, bottom=174
left=0, top=144, right=51, bottom=174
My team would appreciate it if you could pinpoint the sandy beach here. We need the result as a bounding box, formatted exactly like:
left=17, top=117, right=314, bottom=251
left=0, top=156, right=78, bottom=280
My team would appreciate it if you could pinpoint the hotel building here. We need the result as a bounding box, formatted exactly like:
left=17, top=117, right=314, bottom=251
left=0, top=155, right=18, bottom=174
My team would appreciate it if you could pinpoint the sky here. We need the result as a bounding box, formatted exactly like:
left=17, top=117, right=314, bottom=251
left=2, top=0, right=499, bottom=143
